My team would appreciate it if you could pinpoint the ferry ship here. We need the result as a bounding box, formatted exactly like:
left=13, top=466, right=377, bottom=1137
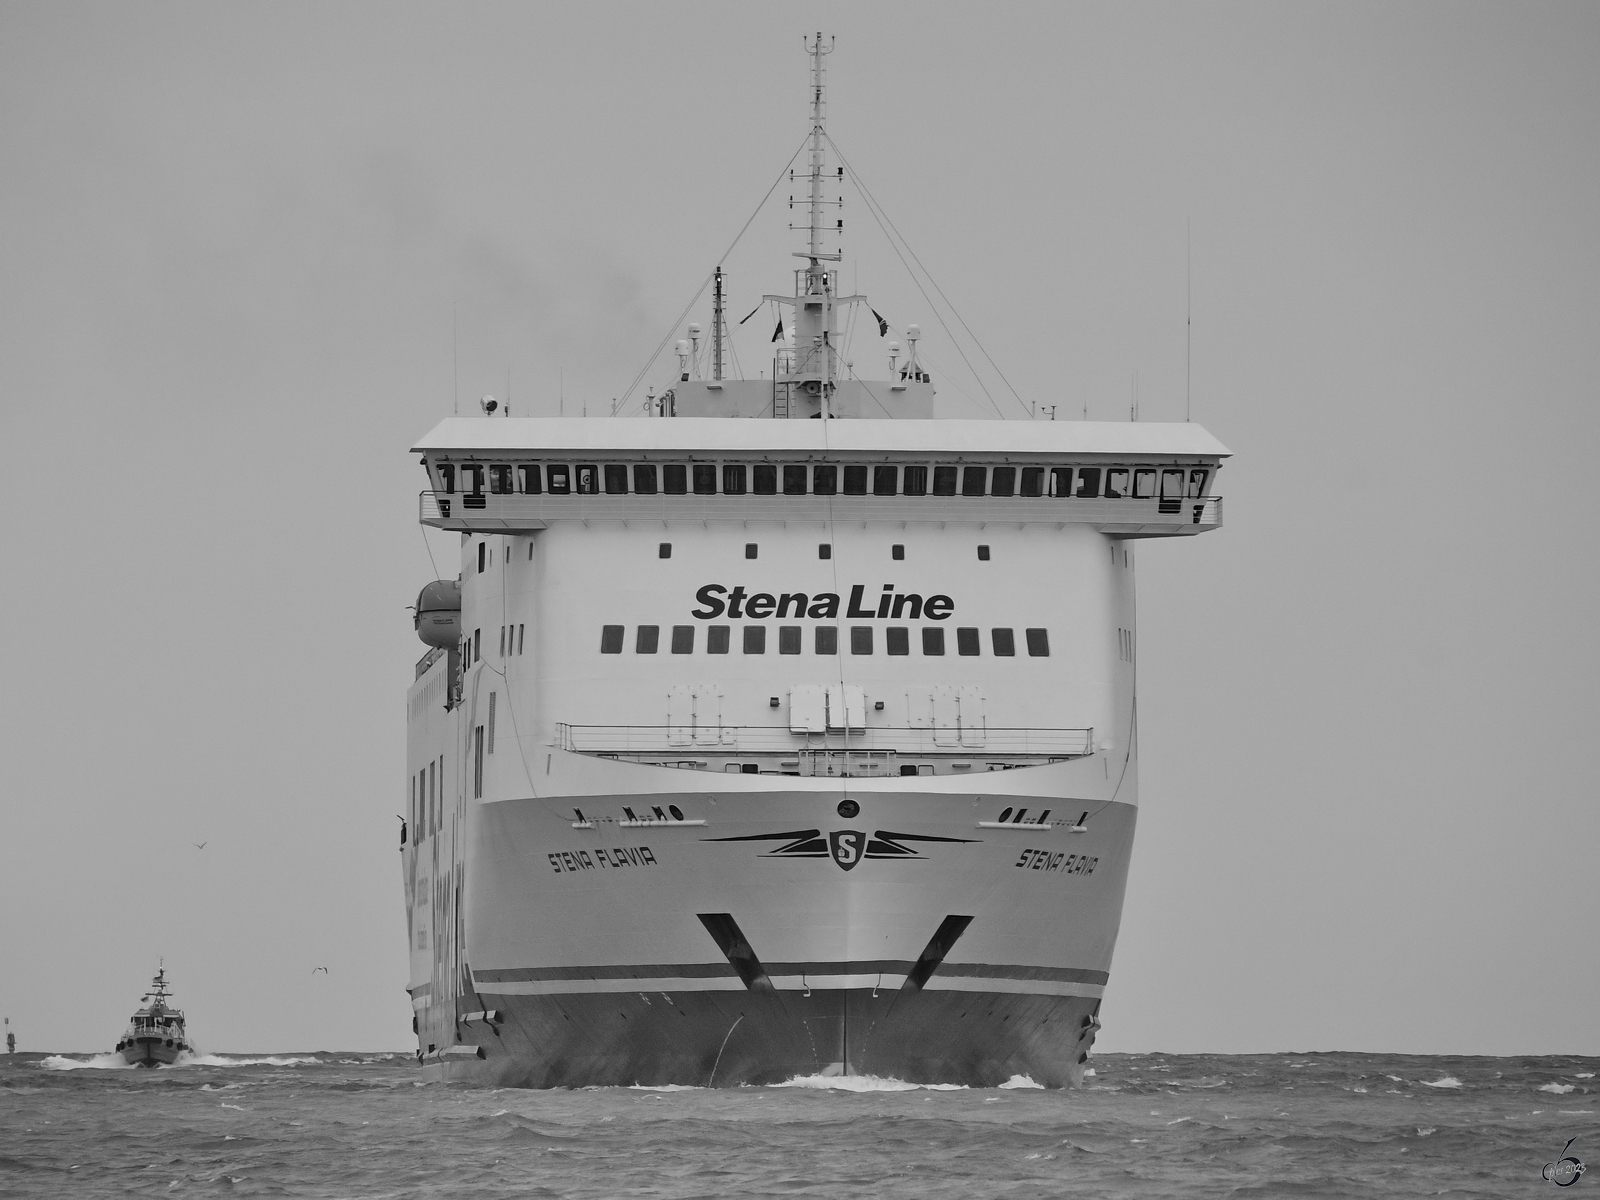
left=402, top=36, right=1229, bottom=1087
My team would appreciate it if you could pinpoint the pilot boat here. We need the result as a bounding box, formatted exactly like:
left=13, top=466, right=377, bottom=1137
left=401, top=35, right=1229, bottom=1087
left=116, top=966, right=190, bottom=1067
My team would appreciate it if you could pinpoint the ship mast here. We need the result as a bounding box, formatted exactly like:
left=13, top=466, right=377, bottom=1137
left=802, top=32, right=836, bottom=418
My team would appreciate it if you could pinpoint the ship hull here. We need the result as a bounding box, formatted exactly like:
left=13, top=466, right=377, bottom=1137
left=409, top=759, right=1132, bottom=1088
left=119, top=1037, right=184, bottom=1068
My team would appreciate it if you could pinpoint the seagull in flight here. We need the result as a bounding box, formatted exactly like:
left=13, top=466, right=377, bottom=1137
left=193, top=842, right=207, bottom=850
left=312, top=967, right=329, bottom=975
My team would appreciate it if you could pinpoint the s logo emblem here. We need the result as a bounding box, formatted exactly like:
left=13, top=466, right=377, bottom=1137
left=829, top=830, right=864, bottom=871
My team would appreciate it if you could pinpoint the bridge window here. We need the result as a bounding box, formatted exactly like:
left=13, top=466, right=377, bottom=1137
left=779, top=626, right=801, bottom=654
left=723, top=465, right=746, bottom=495
left=962, top=466, right=987, bottom=497
left=1074, top=467, right=1100, bottom=498
left=575, top=465, right=598, bottom=495
left=462, top=465, right=485, bottom=495
left=933, top=466, right=958, bottom=496
left=1133, top=468, right=1156, bottom=498
left=957, top=627, right=980, bottom=656
left=843, top=465, right=869, bottom=495
left=518, top=465, right=541, bottom=493
left=903, top=465, right=928, bottom=496
left=693, top=465, right=717, bottom=495
left=783, top=465, right=807, bottom=495
left=851, top=626, right=873, bottom=654
left=886, top=627, right=909, bottom=655
left=815, top=626, right=838, bottom=654
left=632, top=464, right=657, bottom=494
left=663, top=465, right=687, bottom=495
left=753, top=464, right=777, bottom=495
left=813, top=465, right=837, bottom=495
left=707, top=625, right=730, bottom=654
left=636, top=625, right=659, bottom=654
left=437, top=464, right=456, bottom=493
left=743, top=626, right=766, bottom=654
left=489, top=465, right=513, bottom=494
left=671, top=626, right=694, bottom=654
left=1050, top=467, right=1072, bottom=497
left=604, top=465, right=628, bottom=495
left=1104, top=468, right=1129, bottom=498
left=922, top=627, right=945, bottom=655
left=600, top=625, right=624, bottom=654
left=873, top=465, right=898, bottom=496
left=1025, top=628, right=1050, bottom=656
left=1188, top=469, right=1209, bottom=497
left=547, top=465, right=571, bottom=494
left=991, top=466, right=1015, bottom=497
left=992, top=628, right=1016, bottom=656
left=1020, top=467, right=1044, bottom=497
left=1161, top=469, right=1184, bottom=500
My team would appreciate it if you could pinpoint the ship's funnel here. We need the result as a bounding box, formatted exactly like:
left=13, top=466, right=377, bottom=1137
left=414, top=579, right=461, bottom=649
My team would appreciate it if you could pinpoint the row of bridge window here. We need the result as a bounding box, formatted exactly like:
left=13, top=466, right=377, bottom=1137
left=600, top=624, right=1049, bottom=657
left=435, top=463, right=1210, bottom=500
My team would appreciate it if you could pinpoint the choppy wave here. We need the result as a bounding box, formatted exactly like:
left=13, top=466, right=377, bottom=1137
left=177, top=1052, right=323, bottom=1067
left=772, top=1073, right=968, bottom=1092
left=38, top=1053, right=134, bottom=1071
left=998, top=1074, right=1044, bottom=1089
left=1419, top=1075, right=1463, bottom=1089
left=1539, top=1082, right=1576, bottom=1094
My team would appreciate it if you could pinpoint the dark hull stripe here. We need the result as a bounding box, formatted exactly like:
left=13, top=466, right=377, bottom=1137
left=474, top=962, right=1108, bottom=986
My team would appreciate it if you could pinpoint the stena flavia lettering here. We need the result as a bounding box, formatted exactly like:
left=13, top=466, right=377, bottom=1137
left=691, top=584, right=954, bottom=621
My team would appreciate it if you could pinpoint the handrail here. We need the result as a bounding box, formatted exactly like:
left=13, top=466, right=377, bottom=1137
left=558, top=724, right=1093, bottom=756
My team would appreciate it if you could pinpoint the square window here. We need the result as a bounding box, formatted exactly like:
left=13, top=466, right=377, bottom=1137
left=1105, top=468, right=1129, bottom=498
left=663, top=465, right=688, bottom=495
left=957, top=627, right=980, bottom=656
left=977, top=545, right=991, bottom=561
left=722, top=465, right=746, bottom=495
left=932, top=465, right=958, bottom=496
left=818, top=544, right=832, bottom=559
left=575, top=465, right=598, bottom=494
left=991, top=628, right=1015, bottom=656
left=753, top=464, right=777, bottom=495
left=783, top=465, right=808, bottom=495
left=843, top=465, right=869, bottom=495
left=962, top=466, right=987, bottom=497
left=886, top=627, right=909, bottom=655
left=891, top=544, right=905, bottom=560
left=778, top=626, right=801, bottom=654
left=922, top=627, right=945, bottom=656
left=851, top=626, right=873, bottom=655
left=873, top=465, right=897, bottom=495
left=547, top=464, right=571, bottom=494
left=1025, top=628, right=1050, bottom=657
left=743, top=626, right=766, bottom=654
left=658, top=543, right=671, bottom=559
left=671, top=626, right=694, bottom=654
left=707, top=625, right=730, bottom=654
left=813, top=465, right=837, bottom=496
left=745, top=543, right=758, bottom=559
left=815, top=626, right=838, bottom=654
left=903, top=465, right=928, bottom=496
left=636, top=625, right=660, bottom=654
left=604, top=465, right=628, bottom=494
left=600, top=625, right=624, bottom=654
left=693, top=465, right=717, bottom=495
left=633, top=465, right=658, bottom=494
left=991, top=466, right=1016, bottom=497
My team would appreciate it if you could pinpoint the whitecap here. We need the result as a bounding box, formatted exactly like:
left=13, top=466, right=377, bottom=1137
left=1416, top=1126, right=1436, bottom=1136
left=1083, top=1068, right=1096, bottom=1077
left=1420, top=1076, right=1462, bottom=1089
left=220, top=1103, right=245, bottom=1111
left=1559, top=1110, right=1596, bottom=1115
left=772, top=1073, right=966, bottom=1091
left=626, top=1083, right=703, bottom=1091
left=1539, top=1083, right=1575, bottom=1094
left=1167, top=1116, right=1196, bottom=1125
left=175, top=1053, right=321, bottom=1067
left=999, top=1075, right=1044, bottom=1090
left=38, top=1054, right=132, bottom=1071
left=1576, top=1073, right=1595, bottom=1079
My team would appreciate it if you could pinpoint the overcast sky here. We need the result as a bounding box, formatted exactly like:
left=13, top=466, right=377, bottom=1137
left=2, top=1, right=1596, bottom=1056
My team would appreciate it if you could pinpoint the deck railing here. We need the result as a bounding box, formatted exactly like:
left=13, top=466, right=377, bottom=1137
left=421, top=491, right=1220, bottom=535
left=557, top=724, right=1094, bottom=758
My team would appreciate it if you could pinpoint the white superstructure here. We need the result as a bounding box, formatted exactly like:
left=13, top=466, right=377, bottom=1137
left=400, top=37, right=1228, bottom=1087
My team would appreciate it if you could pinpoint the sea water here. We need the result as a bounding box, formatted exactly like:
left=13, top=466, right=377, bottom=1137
left=3, top=1051, right=1595, bottom=1197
